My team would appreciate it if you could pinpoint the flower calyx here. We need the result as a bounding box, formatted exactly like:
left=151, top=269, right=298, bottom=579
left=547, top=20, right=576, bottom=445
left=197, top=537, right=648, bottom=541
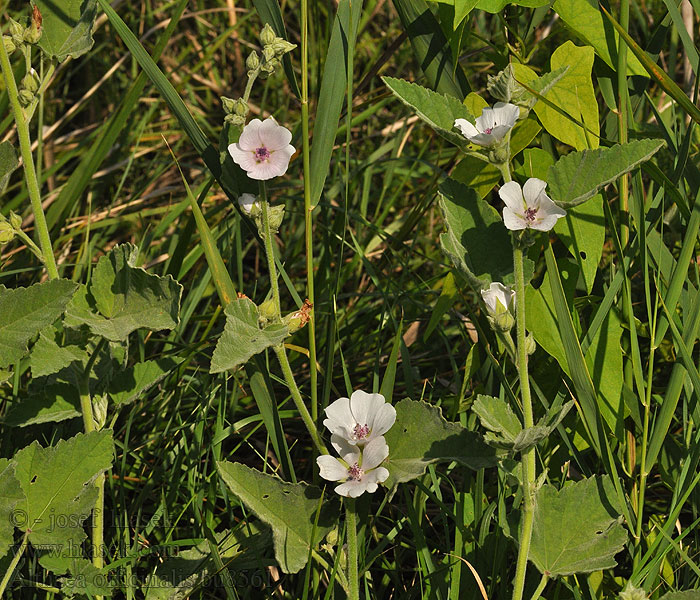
left=283, top=299, right=313, bottom=333
left=481, top=282, right=515, bottom=333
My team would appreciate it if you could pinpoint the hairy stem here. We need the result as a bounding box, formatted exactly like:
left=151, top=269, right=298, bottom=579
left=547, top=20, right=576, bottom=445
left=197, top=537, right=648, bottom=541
left=346, top=498, right=360, bottom=600
left=260, top=182, right=281, bottom=318
left=0, top=531, right=29, bottom=597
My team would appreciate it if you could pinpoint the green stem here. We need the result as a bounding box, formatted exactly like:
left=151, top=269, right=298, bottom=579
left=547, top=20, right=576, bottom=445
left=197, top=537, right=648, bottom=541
left=300, top=0, right=318, bottom=422
left=0, top=35, right=58, bottom=279
left=511, top=241, right=536, bottom=600
left=260, top=182, right=281, bottom=318
left=529, top=573, right=548, bottom=600
left=346, top=498, right=360, bottom=600
left=0, top=530, right=28, bottom=597
left=273, top=345, right=328, bottom=455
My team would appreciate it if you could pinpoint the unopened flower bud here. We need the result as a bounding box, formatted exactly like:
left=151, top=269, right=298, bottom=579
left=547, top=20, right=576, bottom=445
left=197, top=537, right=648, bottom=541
left=283, top=299, right=313, bottom=333
left=92, top=395, right=108, bottom=430
left=619, top=583, right=648, bottom=600
left=488, top=146, right=509, bottom=165
left=237, top=193, right=258, bottom=215
left=491, top=310, right=515, bottom=333
left=21, top=68, right=40, bottom=94
left=233, top=98, right=248, bottom=117
left=221, top=96, right=236, bottom=114
left=266, top=203, right=285, bottom=233
left=18, top=88, right=34, bottom=106
left=0, top=222, right=15, bottom=244
left=9, top=18, right=24, bottom=45
left=9, top=212, right=22, bottom=230
left=225, top=113, right=246, bottom=127
left=246, top=50, right=260, bottom=72
left=260, top=23, right=276, bottom=46
left=26, top=5, right=43, bottom=44
left=325, top=527, right=339, bottom=547
left=3, top=35, right=16, bottom=55
left=262, top=45, right=276, bottom=63
left=258, top=297, right=277, bottom=320
left=271, top=39, right=296, bottom=56
left=524, top=333, right=536, bottom=356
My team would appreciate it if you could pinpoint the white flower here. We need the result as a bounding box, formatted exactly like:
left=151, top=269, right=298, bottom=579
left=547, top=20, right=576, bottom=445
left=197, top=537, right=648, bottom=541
left=316, top=435, right=390, bottom=497
left=481, top=282, right=515, bottom=315
left=454, top=102, right=519, bottom=147
left=499, top=178, right=567, bottom=232
left=323, top=390, right=396, bottom=446
left=228, top=117, right=295, bottom=180
left=237, top=193, right=258, bottom=214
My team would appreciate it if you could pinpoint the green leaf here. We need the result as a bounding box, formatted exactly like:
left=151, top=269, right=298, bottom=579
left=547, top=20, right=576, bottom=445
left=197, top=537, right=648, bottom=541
left=107, top=358, right=177, bottom=405
left=524, top=41, right=600, bottom=150
left=309, top=0, right=363, bottom=209
left=472, top=395, right=522, bottom=445
left=518, top=476, right=627, bottom=576
left=659, top=593, right=700, bottom=600
left=29, top=327, right=88, bottom=378
left=210, top=297, right=289, bottom=373
left=426, top=0, right=478, bottom=29
left=144, top=527, right=270, bottom=600
left=0, top=460, right=24, bottom=560
left=216, top=461, right=337, bottom=574
left=547, top=139, right=665, bottom=208
left=0, top=279, right=78, bottom=368
left=383, top=399, right=498, bottom=489
left=438, top=178, right=533, bottom=289
left=65, top=244, right=182, bottom=342
left=391, top=0, right=470, bottom=98
left=39, top=556, right=113, bottom=598
left=4, top=381, right=81, bottom=427
left=382, top=77, right=474, bottom=148
left=0, top=141, right=18, bottom=194
left=553, top=0, right=647, bottom=77
left=13, top=430, right=114, bottom=546
left=32, top=0, right=97, bottom=61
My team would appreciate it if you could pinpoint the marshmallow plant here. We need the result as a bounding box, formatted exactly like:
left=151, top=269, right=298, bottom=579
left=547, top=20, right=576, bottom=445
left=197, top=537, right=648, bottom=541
left=454, top=102, right=519, bottom=147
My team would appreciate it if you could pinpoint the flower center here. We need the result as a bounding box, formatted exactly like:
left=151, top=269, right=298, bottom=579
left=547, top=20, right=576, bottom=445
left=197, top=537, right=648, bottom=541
left=352, top=423, right=370, bottom=440
left=347, top=463, right=364, bottom=481
left=254, top=146, right=271, bottom=162
left=483, top=127, right=493, bottom=134
left=524, top=207, right=538, bottom=223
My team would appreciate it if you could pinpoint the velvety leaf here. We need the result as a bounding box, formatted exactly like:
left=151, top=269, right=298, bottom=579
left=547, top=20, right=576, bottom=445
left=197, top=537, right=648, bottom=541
left=217, top=461, right=337, bottom=574
left=4, top=381, right=81, bottom=427
left=438, top=178, right=533, bottom=289
left=30, top=327, right=88, bottom=378
left=547, top=139, right=665, bottom=208
left=13, top=431, right=114, bottom=547
left=0, top=459, right=24, bottom=560
left=143, top=526, right=270, bottom=600
left=65, top=244, right=182, bottom=342
left=0, top=140, right=18, bottom=194
left=553, top=0, right=647, bottom=77
left=383, top=399, right=498, bottom=489
left=0, top=280, right=78, bottom=368
left=39, top=555, right=113, bottom=597
left=108, top=358, right=177, bottom=405
left=32, top=0, right=98, bottom=61
left=382, top=77, right=474, bottom=148
left=517, top=476, right=627, bottom=576
left=473, top=395, right=522, bottom=445
left=210, top=297, right=289, bottom=373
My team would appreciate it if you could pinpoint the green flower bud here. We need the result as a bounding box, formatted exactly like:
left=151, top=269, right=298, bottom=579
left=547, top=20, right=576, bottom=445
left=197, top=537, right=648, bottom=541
left=283, top=299, right=313, bottom=333
left=325, top=527, right=339, bottom=547
left=9, top=211, right=22, bottom=230
left=3, top=35, right=16, bottom=55
left=221, top=96, right=236, bottom=114
left=224, top=113, right=246, bottom=127
left=260, top=23, right=276, bottom=46
left=23, top=22, right=42, bottom=44
left=246, top=50, right=260, bottom=72
left=524, top=333, right=536, bottom=356
left=271, top=39, right=296, bottom=56
left=267, top=204, right=285, bottom=233
left=488, top=145, right=509, bottom=165
left=0, top=222, right=15, bottom=244
left=233, top=98, right=248, bottom=117
left=18, top=88, right=34, bottom=106
left=21, top=69, right=40, bottom=94
left=262, top=45, right=276, bottom=63
left=619, top=583, right=648, bottom=600
left=258, top=298, right=277, bottom=320
left=491, top=310, right=515, bottom=333
left=9, top=18, right=25, bottom=46
left=92, top=394, right=108, bottom=431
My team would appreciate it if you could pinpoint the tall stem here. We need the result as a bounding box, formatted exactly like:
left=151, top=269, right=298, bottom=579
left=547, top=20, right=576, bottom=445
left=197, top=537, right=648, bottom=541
left=300, top=0, right=318, bottom=422
left=0, top=38, right=58, bottom=279
left=511, top=241, right=536, bottom=600
left=346, top=498, right=360, bottom=600
left=0, top=531, right=29, bottom=597
left=259, top=183, right=281, bottom=317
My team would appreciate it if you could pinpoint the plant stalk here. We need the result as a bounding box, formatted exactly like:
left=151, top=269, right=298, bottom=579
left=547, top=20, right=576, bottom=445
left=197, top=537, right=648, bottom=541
left=0, top=531, right=29, bottom=597
left=260, top=183, right=281, bottom=317
left=0, top=37, right=58, bottom=279
left=346, top=498, right=360, bottom=600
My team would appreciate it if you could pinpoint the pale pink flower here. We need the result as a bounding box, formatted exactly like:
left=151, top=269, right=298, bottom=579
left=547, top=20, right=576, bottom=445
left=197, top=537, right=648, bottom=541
left=228, top=117, right=295, bottom=180
left=500, top=178, right=566, bottom=232
left=454, top=103, right=519, bottom=147
left=323, top=390, right=396, bottom=446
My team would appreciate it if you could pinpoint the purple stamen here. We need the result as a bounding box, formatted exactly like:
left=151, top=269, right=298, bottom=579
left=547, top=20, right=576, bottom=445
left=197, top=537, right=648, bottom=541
left=483, top=127, right=493, bottom=134
left=254, top=146, right=270, bottom=162
left=348, top=463, right=364, bottom=481
left=353, top=423, right=370, bottom=440
left=524, top=207, right=538, bottom=223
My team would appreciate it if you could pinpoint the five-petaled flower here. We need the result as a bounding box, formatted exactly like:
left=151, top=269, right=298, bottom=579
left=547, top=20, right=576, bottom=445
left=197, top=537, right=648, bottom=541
left=454, top=102, right=519, bottom=147
left=499, top=178, right=566, bottom=232
left=481, top=282, right=515, bottom=316
left=228, top=117, right=295, bottom=180
left=316, top=435, right=390, bottom=498
left=323, top=390, right=396, bottom=446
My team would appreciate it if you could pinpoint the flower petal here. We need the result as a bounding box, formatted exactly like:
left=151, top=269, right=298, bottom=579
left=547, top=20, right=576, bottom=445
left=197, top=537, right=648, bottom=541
left=243, top=160, right=285, bottom=181
left=475, top=107, right=497, bottom=132
left=323, top=397, right=355, bottom=440
left=503, top=207, right=527, bottom=231
left=364, top=466, right=389, bottom=486
left=522, top=178, right=548, bottom=205
left=258, top=117, right=293, bottom=151
left=264, top=145, right=294, bottom=178
left=330, top=434, right=361, bottom=463
left=316, top=455, right=349, bottom=482
left=488, top=124, right=513, bottom=143
left=498, top=181, right=525, bottom=212
left=349, top=390, right=382, bottom=427
left=228, top=145, right=257, bottom=171
left=237, top=193, right=257, bottom=214
left=334, top=481, right=366, bottom=498
left=361, top=436, right=389, bottom=471
left=238, top=119, right=264, bottom=151
left=454, top=118, right=479, bottom=139
left=369, top=403, right=396, bottom=438
left=492, top=102, right=519, bottom=128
